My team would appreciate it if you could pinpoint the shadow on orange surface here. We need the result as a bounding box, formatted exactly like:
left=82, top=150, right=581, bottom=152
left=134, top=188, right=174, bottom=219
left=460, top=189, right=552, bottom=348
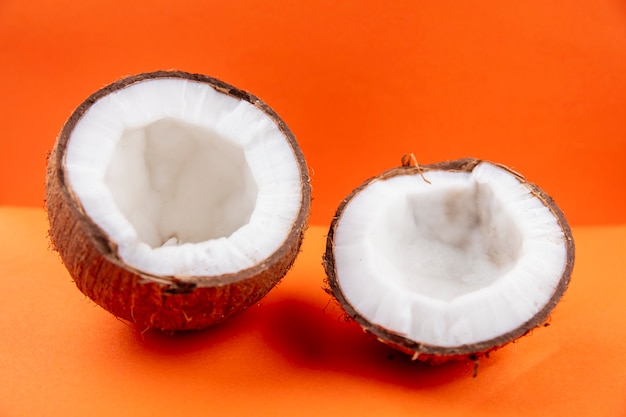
left=258, top=296, right=481, bottom=386
left=117, top=291, right=490, bottom=390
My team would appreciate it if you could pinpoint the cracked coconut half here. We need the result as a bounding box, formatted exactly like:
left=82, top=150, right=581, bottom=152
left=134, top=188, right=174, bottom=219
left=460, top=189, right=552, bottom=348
left=324, top=157, right=574, bottom=362
left=46, top=71, right=310, bottom=331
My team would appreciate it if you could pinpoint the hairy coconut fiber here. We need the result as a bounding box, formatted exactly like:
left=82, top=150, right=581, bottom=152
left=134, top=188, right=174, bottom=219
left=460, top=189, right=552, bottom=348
left=46, top=71, right=311, bottom=331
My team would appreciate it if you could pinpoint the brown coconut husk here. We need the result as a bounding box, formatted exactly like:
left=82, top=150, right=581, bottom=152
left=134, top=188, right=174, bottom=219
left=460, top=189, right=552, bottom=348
left=46, top=71, right=311, bottom=331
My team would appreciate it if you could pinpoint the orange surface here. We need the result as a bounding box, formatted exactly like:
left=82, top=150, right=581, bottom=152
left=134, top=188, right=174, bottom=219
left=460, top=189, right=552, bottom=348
left=2, top=1, right=626, bottom=416
left=1, top=207, right=626, bottom=417
left=1, top=0, right=626, bottom=226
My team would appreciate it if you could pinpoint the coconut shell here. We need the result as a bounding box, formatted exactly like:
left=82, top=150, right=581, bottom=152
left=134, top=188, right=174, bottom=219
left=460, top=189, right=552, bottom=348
left=323, top=157, right=575, bottom=363
left=46, top=71, right=311, bottom=331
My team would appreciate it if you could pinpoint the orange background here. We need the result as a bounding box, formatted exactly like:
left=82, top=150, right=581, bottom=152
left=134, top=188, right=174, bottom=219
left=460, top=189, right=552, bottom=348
left=1, top=0, right=626, bottom=226
left=1, top=1, right=626, bottom=416
left=1, top=209, right=626, bottom=416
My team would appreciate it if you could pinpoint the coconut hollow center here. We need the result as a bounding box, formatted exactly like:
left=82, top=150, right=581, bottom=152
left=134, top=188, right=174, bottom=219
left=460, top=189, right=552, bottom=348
left=104, top=118, right=258, bottom=248
left=371, top=181, right=523, bottom=302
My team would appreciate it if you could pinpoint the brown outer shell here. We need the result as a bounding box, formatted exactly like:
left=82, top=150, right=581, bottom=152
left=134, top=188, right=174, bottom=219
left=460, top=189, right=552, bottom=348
left=46, top=70, right=311, bottom=331
left=323, top=158, right=575, bottom=362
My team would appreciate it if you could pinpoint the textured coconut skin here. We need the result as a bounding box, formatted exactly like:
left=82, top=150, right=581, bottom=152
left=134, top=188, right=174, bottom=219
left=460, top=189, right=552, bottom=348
left=323, top=158, right=575, bottom=363
left=46, top=71, right=311, bottom=331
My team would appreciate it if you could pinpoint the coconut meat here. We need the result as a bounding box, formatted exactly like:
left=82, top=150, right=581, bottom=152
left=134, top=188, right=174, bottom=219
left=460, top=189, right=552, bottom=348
left=64, top=78, right=303, bottom=278
left=332, top=163, right=568, bottom=348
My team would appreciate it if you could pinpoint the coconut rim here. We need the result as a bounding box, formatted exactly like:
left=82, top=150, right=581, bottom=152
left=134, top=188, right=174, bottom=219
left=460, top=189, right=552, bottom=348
left=49, top=70, right=311, bottom=291
left=323, top=157, right=575, bottom=357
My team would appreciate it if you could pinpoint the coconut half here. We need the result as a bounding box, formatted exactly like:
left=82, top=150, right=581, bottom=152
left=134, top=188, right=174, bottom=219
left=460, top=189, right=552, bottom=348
left=46, top=71, right=311, bottom=331
left=323, top=157, right=574, bottom=362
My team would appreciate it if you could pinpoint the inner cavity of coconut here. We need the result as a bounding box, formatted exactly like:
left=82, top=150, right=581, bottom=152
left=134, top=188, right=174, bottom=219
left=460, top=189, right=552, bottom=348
left=64, top=78, right=303, bottom=277
left=105, top=118, right=258, bottom=248
left=332, top=163, right=568, bottom=347
left=371, top=180, right=523, bottom=302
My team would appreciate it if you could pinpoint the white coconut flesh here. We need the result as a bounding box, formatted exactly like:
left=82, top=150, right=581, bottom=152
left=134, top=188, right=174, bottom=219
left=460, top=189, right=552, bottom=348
left=64, top=78, right=303, bottom=278
left=332, top=163, right=568, bottom=348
